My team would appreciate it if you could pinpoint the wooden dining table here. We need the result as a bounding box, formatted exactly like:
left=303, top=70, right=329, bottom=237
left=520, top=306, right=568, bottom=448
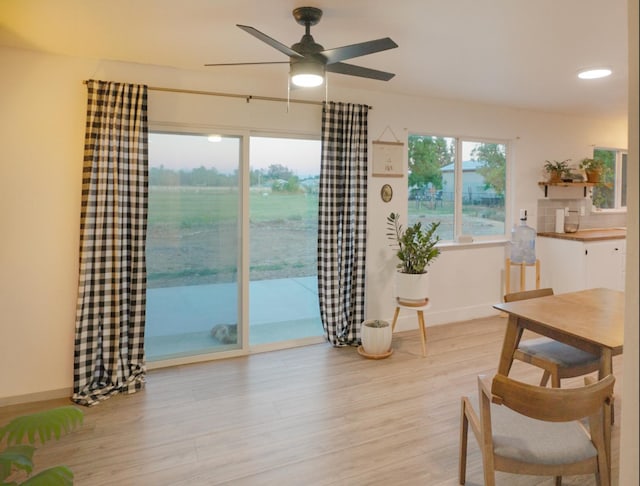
left=493, top=287, right=624, bottom=379
left=493, top=287, right=624, bottom=477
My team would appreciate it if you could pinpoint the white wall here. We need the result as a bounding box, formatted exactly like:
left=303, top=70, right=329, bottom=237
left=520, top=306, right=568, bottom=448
left=0, top=46, right=629, bottom=404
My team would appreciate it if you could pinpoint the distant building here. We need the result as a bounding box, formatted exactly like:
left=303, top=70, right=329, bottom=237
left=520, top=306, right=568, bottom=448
left=440, top=160, right=500, bottom=204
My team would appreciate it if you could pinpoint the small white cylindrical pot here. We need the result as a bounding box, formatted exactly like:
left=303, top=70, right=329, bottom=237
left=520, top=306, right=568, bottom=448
left=361, top=319, right=392, bottom=355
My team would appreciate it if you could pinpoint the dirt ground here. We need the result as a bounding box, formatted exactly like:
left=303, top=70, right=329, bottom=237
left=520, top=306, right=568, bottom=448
left=146, top=219, right=318, bottom=288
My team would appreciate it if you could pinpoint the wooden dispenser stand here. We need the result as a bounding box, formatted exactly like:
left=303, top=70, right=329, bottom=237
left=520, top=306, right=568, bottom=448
left=505, top=258, right=540, bottom=293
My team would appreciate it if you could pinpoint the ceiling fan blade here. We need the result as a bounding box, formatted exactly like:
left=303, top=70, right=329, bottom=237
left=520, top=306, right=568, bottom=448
left=205, top=61, right=289, bottom=66
left=237, top=24, right=304, bottom=59
left=322, top=38, right=398, bottom=64
left=326, top=62, right=395, bottom=81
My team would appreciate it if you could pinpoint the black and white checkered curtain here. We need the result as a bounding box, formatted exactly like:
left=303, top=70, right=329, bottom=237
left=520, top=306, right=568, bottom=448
left=317, top=102, right=368, bottom=346
left=72, top=80, right=148, bottom=406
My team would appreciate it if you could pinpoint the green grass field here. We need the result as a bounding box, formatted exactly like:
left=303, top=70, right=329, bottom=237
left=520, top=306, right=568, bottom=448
left=147, top=186, right=319, bottom=288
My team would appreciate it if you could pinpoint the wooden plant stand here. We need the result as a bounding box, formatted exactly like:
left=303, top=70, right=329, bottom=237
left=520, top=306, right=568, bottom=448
left=391, top=298, right=430, bottom=357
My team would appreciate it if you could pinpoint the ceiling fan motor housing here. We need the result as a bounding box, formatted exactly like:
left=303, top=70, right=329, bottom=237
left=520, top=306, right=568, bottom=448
left=292, top=7, right=323, bottom=26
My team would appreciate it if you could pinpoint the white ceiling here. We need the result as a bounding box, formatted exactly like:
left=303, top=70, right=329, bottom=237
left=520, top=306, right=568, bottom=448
left=0, top=0, right=629, bottom=118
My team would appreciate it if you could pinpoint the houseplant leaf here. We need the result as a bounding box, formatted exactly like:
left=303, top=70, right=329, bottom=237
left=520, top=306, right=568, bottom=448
left=0, top=406, right=83, bottom=485
left=386, top=212, right=440, bottom=274
left=0, top=444, right=36, bottom=480
left=21, top=466, right=73, bottom=486
left=0, top=407, right=83, bottom=447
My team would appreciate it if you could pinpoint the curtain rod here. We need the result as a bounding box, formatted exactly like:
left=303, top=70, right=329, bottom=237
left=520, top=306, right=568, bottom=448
left=82, top=80, right=372, bottom=109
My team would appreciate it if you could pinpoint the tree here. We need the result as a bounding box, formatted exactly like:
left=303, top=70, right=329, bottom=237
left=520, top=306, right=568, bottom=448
left=471, top=143, right=506, bottom=195
left=250, top=168, right=267, bottom=186
left=592, top=149, right=615, bottom=208
left=272, top=175, right=301, bottom=193
left=408, top=136, right=453, bottom=190
left=150, top=165, right=180, bottom=186
left=266, top=164, right=294, bottom=181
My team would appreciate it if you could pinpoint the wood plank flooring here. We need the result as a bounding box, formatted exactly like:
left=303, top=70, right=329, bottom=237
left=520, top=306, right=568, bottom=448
left=1, top=315, right=623, bottom=485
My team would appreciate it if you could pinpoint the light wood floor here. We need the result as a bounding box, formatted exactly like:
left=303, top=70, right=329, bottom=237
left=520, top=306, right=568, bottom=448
left=1, top=315, right=623, bottom=485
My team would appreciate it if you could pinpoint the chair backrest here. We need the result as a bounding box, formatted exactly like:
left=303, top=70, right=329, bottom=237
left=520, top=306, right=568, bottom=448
left=490, top=373, right=615, bottom=423
left=504, top=287, right=553, bottom=303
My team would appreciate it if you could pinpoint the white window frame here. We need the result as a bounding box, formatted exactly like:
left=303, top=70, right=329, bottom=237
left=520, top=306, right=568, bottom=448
left=592, top=147, right=628, bottom=212
left=407, top=132, right=511, bottom=243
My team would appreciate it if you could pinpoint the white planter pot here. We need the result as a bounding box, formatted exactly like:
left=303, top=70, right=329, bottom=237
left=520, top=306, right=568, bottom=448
left=361, top=320, right=392, bottom=355
left=395, top=272, right=430, bottom=303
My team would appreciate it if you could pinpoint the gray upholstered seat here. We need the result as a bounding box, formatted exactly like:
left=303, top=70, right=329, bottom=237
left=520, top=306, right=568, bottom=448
left=483, top=397, right=597, bottom=465
left=518, top=337, right=599, bottom=368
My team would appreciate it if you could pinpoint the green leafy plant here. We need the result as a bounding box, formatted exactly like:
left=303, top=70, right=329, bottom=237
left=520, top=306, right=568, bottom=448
left=386, top=212, right=441, bottom=274
left=0, top=406, right=83, bottom=486
left=544, top=159, right=571, bottom=175
left=579, top=157, right=605, bottom=171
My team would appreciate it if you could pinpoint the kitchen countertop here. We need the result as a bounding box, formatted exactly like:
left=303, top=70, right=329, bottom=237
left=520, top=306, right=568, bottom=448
left=537, top=228, right=626, bottom=241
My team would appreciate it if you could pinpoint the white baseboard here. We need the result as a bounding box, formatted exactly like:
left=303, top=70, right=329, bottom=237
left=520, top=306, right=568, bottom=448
left=391, top=303, right=501, bottom=332
left=0, top=387, right=72, bottom=408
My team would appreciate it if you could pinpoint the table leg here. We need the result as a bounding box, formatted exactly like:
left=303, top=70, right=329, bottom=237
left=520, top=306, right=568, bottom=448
left=598, top=348, right=613, bottom=379
left=497, top=315, right=523, bottom=376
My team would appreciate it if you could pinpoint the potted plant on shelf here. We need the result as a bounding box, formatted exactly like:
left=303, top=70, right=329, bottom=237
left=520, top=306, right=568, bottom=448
left=579, top=157, right=605, bottom=183
left=386, top=212, right=441, bottom=302
left=544, top=159, right=571, bottom=183
left=360, top=319, right=393, bottom=357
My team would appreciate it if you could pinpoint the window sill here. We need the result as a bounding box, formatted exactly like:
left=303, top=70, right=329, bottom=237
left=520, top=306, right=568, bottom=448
left=591, top=207, right=627, bottom=214
left=438, top=238, right=508, bottom=250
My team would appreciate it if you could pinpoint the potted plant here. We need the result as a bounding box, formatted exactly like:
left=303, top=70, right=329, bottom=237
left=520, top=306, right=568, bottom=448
left=0, top=405, right=83, bottom=485
left=360, top=319, right=393, bottom=356
left=544, top=159, right=571, bottom=183
left=579, top=157, right=605, bottom=183
left=386, top=212, right=441, bottom=302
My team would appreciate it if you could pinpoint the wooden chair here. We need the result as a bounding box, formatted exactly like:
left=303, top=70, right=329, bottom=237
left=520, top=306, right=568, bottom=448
left=504, top=288, right=601, bottom=388
left=459, top=373, right=615, bottom=486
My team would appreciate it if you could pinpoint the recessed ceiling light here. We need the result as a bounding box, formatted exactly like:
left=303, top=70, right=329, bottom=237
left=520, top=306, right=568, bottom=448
left=578, top=68, right=612, bottom=80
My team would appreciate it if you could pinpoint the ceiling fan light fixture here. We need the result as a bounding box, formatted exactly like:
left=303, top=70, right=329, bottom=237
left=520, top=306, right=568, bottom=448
left=290, top=60, right=325, bottom=87
left=577, top=68, right=612, bottom=80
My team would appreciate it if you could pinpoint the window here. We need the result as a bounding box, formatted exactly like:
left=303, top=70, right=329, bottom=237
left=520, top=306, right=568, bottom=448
left=592, top=148, right=627, bottom=210
left=408, top=134, right=508, bottom=241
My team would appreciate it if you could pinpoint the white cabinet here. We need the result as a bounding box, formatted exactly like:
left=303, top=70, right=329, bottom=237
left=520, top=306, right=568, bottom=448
left=537, top=237, right=626, bottom=293
left=585, top=240, right=626, bottom=291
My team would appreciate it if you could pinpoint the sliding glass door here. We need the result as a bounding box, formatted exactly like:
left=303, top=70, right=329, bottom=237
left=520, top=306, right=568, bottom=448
left=145, top=131, right=323, bottom=361
left=248, top=136, right=323, bottom=346
left=145, top=132, right=241, bottom=360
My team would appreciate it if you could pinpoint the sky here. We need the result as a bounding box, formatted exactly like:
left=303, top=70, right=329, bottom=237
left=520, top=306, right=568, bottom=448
left=149, top=133, right=321, bottom=177
left=148, top=133, right=486, bottom=179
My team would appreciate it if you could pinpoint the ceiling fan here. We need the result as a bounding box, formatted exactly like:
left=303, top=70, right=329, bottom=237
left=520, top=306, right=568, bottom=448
left=205, top=6, right=398, bottom=87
